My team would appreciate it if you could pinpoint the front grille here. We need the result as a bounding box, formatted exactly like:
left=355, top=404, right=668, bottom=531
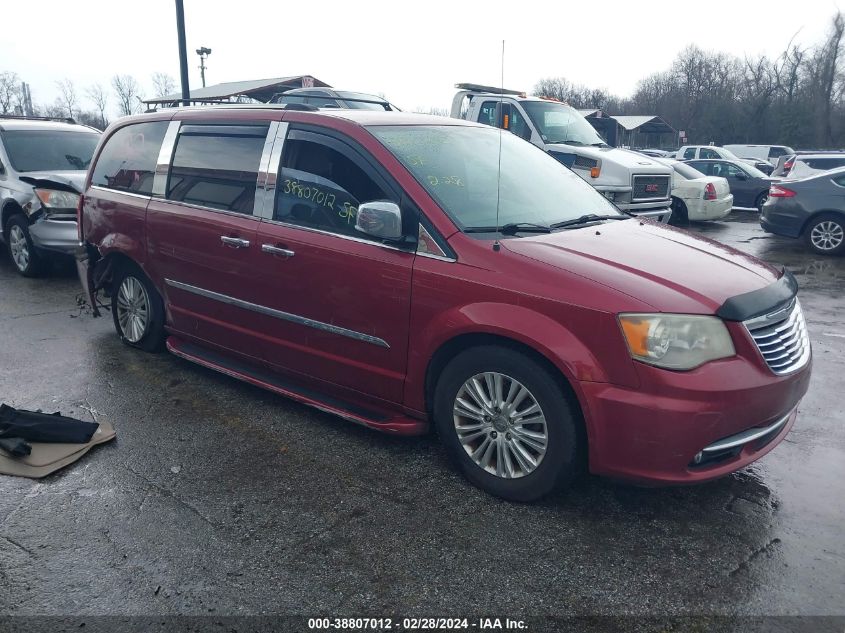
left=744, top=299, right=811, bottom=375
left=632, top=175, right=670, bottom=200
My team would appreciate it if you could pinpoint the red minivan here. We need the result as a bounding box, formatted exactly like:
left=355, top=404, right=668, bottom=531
left=77, top=106, right=812, bottom=501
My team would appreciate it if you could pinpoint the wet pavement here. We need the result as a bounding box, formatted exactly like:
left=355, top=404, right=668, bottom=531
left=0, top=212, right=843, bottom=623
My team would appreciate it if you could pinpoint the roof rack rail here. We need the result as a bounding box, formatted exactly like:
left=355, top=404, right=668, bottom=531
left=454, top=83, right=524, bottom=96
left=0, top=114, right=77, bottom=124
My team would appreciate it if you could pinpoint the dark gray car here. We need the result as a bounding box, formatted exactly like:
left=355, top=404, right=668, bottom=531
left=686, top=159, right=774, bottom=210
left=761, top=167, right=845, bottom=255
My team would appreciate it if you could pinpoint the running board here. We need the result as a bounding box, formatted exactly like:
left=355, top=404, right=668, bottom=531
left=166, top=337, right=427, bottom=436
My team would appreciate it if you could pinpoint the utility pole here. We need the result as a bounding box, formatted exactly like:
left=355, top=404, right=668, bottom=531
left=196, top=47, right=212, bottom=88
left=175, top=0, right=190, bottom=106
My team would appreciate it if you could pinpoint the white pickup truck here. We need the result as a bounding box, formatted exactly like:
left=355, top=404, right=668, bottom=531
left=451, top=84, right=673, bottom=221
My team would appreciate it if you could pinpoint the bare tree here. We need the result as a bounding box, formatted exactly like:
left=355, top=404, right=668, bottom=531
left=0, top=71, right=21, bottom=114
left=112, top=74, right=144, bottom=116
left=151, top=72, right=176, bottom=98
left=56, top=78, right=78, bottom=118
left=85, top=83, right=109, bottom=128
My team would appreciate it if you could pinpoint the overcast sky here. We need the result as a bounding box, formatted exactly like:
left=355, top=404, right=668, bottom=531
left=1, top=0, right=841, bottom=116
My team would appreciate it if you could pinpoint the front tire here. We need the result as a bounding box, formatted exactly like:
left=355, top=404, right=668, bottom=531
left=111, top=262, right=166, bottom=352
left=756, top=191, right=769, bottom=213
left=804, top=214, right=845, bottom=256
left=5, top=215, right=44, bottom=277
left=433, top=346, right=583, bottom=502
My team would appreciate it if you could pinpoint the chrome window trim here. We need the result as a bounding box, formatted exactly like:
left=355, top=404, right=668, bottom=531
left=258, top=122, right=289, bottom=219
left=164, top=278, right=390, bottom=349
left=260, top=218, right=413, bottom=255
left=253, top=121, right=280, bottom=217
left=152, top=120, right=180, bottom=197
left=89, top=184, right=151, bottom=202
left=154, top=197, right=262, bottom=220
left=416, top=251, right=457, bottom=263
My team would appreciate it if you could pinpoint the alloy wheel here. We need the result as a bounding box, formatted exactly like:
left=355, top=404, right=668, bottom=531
left=116, top=276, right=150, bottom=343
left=810, top=220, right=844, bottom=251
left=452, top=372, right=548, bottom=479
left=8, top=224, right=29, bottom=272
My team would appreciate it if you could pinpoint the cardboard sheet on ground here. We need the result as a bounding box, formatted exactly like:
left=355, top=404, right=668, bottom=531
left=0, top=418, right=115, bottom=478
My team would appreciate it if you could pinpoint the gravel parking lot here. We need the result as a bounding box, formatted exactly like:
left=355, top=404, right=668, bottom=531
left=0, top=213, right=843, bottom=626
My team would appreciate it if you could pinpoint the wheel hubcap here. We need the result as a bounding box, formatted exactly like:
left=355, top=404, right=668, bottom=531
left=8, top=225, right=29, bottom=271
left=453, top=372, right=548, bottom=479
left=811, top=221, right=844, bottom=251
left=116, top=276, right=150, bottom=343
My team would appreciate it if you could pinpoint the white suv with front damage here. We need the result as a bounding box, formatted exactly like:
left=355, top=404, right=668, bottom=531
left=0, top=117, right=100, bottom=276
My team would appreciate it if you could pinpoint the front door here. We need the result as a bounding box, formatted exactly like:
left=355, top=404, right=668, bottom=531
left=252, top=126, right=415, bottom=404
left=145, top=121, right=273, bottom=360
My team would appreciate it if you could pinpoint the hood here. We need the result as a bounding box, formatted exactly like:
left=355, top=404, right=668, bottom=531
left=546, top=144, right=672, bottom=176
left=502, top=219, right=781, bottom=315
left=18, top=171, right=85, bottom=193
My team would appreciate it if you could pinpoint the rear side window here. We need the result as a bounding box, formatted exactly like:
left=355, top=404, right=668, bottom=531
left=700, top=148, right=719, bottom=159
left=91, top=122, right=168, bottom=195
left=804, top=157, right=845, bottom=170
left=683, top=147, right=696, bottom=160
left=166, top=124, right=268, bottom=213
left=687, top=161, right=712, bottom=175
left=769, top=146, right=789, bottom=159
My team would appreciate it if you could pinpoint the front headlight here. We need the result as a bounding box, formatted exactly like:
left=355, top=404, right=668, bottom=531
left=618, top=313, right=735, bottom=370
left=34, top=188, right=80, bottom=215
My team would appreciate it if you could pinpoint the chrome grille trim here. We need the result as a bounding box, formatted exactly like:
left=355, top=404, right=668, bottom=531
left=744, top=299, right=811, bottom=375
left=631, top=175, right=670, bottom=201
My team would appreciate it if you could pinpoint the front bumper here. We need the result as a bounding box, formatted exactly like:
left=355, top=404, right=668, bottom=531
left=28, top=217, right=79, bottom=255
left=579, top=345, right=811, bottom=484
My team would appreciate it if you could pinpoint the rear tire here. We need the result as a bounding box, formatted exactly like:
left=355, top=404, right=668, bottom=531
left=111, top=262, right=166, bottom=352
left=5, top=215, right=45, bottom=277
left=804, top=213, right=845, bottom=256
left=668, top=198, right=689, bottom=226
left=433, top=345, right=583, bottom=502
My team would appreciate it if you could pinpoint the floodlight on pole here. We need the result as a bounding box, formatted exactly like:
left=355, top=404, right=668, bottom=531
left=196, top=46, right=212, bottom=88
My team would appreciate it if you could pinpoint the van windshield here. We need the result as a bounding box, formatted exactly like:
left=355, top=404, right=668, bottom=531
left=2, top=130, right=100, bottom=172
left=521, top=101, right=606, bottom=146
left=370, top=125, right=621, bottom=232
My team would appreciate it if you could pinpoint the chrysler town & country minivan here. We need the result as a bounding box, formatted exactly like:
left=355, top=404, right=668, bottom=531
left=77, top=106, right=812, bottom=501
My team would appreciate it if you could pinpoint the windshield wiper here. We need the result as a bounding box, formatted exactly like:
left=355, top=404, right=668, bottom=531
left=500, top=222, right=551, bottom=235
left=551, top=139, right=585, bottom=146
left=64, top=154, right=85, bottom=170
left=549, top=214, right=628, bottom=229
left=464, top=222, right=551, bottom=235
left=590, top=142, right=608, bottom=147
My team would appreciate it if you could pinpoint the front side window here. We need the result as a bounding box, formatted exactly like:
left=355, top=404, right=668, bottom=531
left=521, top=101, right=604, bottom=146
left=274, top=133, right=392, bottom=239
left=91, top=122, right=167, bottom=194
left=769, top=146, right=792, bottom=159
left=683, top=147, right=696, bottom=160
left=371, top=125, right=620, bottom=232
left=166, top=125, right=268, bottom=213
left=700, top=148, right=720, bottom=159
left=4, top=129, right=100, bottom=173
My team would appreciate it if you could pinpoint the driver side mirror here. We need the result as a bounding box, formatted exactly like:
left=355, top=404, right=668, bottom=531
left=355, top=201, right=403, bottom=241
left=734, top=171, right=748, bottom=181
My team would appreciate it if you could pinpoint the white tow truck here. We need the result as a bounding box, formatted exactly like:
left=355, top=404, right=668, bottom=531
left=451, top=84, right=673, bottom=221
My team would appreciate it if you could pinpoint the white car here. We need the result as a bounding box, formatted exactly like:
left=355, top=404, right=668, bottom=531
left=723, top=144, right=794, bottom=167
left=657, top=159, right=733, bottom=223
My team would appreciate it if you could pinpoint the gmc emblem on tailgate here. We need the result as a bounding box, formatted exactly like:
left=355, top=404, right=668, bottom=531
left=645, top=184, right=659, bottom=193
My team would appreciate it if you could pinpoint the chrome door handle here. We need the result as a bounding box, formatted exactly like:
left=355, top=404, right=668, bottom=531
left=220, top=236, right=250, bottom=248
left=261, top=244, right=295, bottom=257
